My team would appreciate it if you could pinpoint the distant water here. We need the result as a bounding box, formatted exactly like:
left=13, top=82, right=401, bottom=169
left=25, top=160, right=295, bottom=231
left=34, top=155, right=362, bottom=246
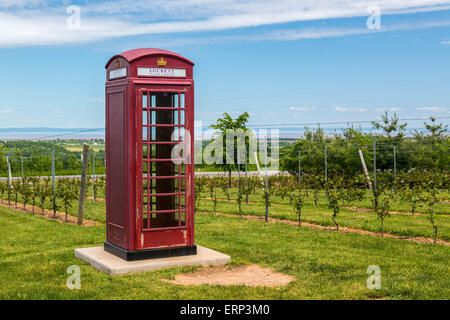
left=0, top=126, right=438, bottom=140
left=197, top=127, right=433, bottom=139
left=0, top=128, right=104, bottom=140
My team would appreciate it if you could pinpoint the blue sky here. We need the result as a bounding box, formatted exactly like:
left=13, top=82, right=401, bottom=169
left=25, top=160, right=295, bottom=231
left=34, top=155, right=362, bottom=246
left=0, top=0, right=449, bottom=132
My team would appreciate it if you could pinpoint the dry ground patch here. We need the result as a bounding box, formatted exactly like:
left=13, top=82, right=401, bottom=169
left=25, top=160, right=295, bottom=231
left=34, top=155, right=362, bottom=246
left=162, top=264, right=295, bottom=287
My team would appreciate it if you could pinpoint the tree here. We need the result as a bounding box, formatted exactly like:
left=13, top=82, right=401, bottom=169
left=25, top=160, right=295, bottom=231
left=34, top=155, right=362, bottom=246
left=262, top=178, right=274, bottom=223
left=237, top=176, right=244, bottom=218
left=29, top=176, right=40, bottom=213
left=96, top=175, right=106, bottom=199
left=220, top=177, right=230, bottom=201
left=21, top=176, right=32, bottom=210
left=208, top=178, right=218, bottom=214
left=398, top=183, right=425, bottom=215
left=194, top=177, right=206, bottom=212
left=11, top=180, right=21, bottom=208
left=292, top=185, right=305, bottom=226
left=343, top=175, right=366, bottom=204
left=56, top=179, right=78, bottom=222
left=0, top=181, right=6, bottom=204
left=377, top=192, right=391, bottom=236
left=37, top=177, right=52, bottom=215
left=415, top=116, right=448, bottom=144
left=371, top=111, right=407, bottom=145
left=326, top=183, right=344, bottom=230
left=424, top=177, right=441, bottom=244
left=209, top=112, right=250, bottom=187
left=311, top=175, right=323, bottom=207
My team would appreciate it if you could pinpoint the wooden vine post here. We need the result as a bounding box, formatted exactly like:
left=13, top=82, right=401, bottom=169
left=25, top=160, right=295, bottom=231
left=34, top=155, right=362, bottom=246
left=77, top=144, right=90, bottom=225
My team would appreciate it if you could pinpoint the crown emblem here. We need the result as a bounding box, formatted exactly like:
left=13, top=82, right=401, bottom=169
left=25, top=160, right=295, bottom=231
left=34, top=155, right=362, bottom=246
left=157, top=57, right=167, bottom=66
left=115, top=60, right=120, bottom=68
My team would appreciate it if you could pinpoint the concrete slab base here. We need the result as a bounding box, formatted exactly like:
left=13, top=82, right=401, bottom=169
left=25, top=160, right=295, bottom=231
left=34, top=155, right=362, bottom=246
left=74, top=245, right=231, bottom=276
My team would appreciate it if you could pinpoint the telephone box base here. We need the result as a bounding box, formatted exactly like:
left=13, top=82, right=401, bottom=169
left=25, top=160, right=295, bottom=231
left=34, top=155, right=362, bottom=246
left=75, top=245, right=231, bottom=276
left=104, top=242, right=197, bottom=261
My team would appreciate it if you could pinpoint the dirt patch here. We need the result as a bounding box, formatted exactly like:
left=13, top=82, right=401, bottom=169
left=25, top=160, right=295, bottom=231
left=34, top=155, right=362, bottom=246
left=199, top=211, right=450, bottom=246
left=200, top=197, right=283, bottom=206
left=86, top=196, right=105, bottom=202
left=343, top=206, right=450, bottom=218
left=343, top=206, right=423, bottom=216
left=0, top=200, right=100, bottom=226
left=162, top=264, right=295, bottom=287
left=440, top=199, right=450, bottom=204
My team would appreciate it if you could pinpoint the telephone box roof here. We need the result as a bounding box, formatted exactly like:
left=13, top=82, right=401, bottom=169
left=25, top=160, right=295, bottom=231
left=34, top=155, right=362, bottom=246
left=105, top=48, right=194, bottom=68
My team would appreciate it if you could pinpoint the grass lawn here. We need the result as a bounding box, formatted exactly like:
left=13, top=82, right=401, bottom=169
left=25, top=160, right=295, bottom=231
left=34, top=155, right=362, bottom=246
left=0, top=206, right=449, bottom=299
left=1, top=195, right=106, bottom=224
left=196, top=189, right=450, bottom=241
left=3, top=183, right=449, bottom=242
left=3, top=184, right=449, bottom=241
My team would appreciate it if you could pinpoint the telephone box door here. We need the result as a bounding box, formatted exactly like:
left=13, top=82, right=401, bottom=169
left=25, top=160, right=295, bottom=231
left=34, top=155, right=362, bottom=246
left=135, top=86, right=194, bottom=250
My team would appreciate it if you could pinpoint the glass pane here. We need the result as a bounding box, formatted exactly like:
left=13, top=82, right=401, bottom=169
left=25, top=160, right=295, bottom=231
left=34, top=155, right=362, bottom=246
left=142, top=93, right=148, bottom=107
left=143, top=144, right=148, bottom=159
left=143, top=110, right=147, bottom=125
left=174, top=178, right=186, bottom=191
left=174, top=93, right=179, bottom=108
left=142, top=161, right=148, bottom=176
left=175, top=194, right=186, bottom=209
left=180, top=93, right=185, bottom=108
left=142, top=128, right=147, bottom=140
left=174, top=165, right=185, bottom=175
left=141, top=91, right=188, bottom=230
left=150, top=111, right=156, bottom=125
left=180, top=110, right=185, bottom=125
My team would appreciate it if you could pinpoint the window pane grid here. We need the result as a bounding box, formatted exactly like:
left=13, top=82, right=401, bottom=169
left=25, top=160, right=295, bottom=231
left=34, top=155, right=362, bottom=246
left=140, top=90, right=187, bottom=230
left=144, top=192, right=186, bottom=197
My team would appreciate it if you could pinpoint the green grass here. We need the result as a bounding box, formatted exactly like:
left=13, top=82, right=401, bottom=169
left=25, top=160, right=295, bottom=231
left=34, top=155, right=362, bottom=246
left=197, top=188, right=450, bottom=241
left=3, top=184, right=449, bottom=241
left=0, top=206, right=449, bottom=299
left=0, top=193, right=106, bottom=224
left=351, top=191, right=449, bottom=216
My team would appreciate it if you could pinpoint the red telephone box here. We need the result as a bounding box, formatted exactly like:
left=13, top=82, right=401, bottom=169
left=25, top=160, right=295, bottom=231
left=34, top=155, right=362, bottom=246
left=104, top=48, right=195, bottom=260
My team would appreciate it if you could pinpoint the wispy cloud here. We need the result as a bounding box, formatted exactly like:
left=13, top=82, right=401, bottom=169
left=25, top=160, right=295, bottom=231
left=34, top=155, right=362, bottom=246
left=290, top=106, right=317, bottom=112
left=90, top=98, right=104, bottom=103
left=1, top=0, right=450, bottom=47
left=416, top=106, right=448, bottom=112
left=334, top=106, right=368, bottom=112
left=376, top=107, right=403, bottom=112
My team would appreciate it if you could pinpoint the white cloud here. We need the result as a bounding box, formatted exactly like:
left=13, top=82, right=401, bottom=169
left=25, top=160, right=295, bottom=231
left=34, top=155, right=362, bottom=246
left=376, top=107, right=403, bottom=112
left=0, top=108, right=14, bottom=113
left=334, top=106, right=368, bottom=112
left=416, top=106, right=448, bottom=112
left=90, top=98, right=104, bottom=103
left=1, top=0, right=450, bottom=47
left=290, top=106, right=317, bottom=112
left=442, top=40, right=450, bottom=44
